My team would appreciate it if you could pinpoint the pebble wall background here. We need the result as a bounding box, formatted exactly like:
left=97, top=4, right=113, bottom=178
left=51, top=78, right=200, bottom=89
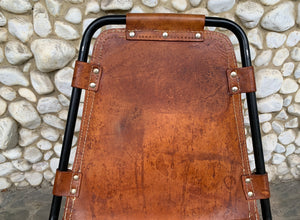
left=0, top=0, right=299, bottom=190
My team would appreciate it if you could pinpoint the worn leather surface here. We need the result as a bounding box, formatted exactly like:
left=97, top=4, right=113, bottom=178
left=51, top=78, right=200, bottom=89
left=242, top=174, right=270, bottom=200
left=63, top=28, right=260, bottom=219
left=53, top=170, right=82, bottom=197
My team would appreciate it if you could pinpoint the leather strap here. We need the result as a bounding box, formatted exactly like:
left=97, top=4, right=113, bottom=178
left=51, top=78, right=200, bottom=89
left=226, top=66, right=256, bottom=95
left=126, top=13, right=205, bottom=42
left=53, top=170, right=82, bottom=197
left=242, top=173, right=270, bottom=200
left=72, top=61, right=102, bottom=91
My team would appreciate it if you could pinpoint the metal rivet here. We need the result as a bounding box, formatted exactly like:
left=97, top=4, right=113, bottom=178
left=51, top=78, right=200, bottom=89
left=73, top=175, right=79, bottom=180
left=231, top=71, right=237, bottom=77
left=71, top=188, right=77, bottom=194
left=245, top=178, right=251, bottom=183
left=93, top=68, right=99, bottom=74
left=162, top=32, right=168, bottom=38
left=232, top=86, right=238, bottom=92
left=248, top=191, right=254, bottom=197
left=129, top=31, right=135, bottom=37
left=195, top=33, right=201, bottom=39
left=89, top=82, right=96, bottom=88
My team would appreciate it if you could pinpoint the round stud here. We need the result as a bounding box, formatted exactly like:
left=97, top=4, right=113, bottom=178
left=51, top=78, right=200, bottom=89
left=245, top=178, right=251, bottom=183
left=195, top=33, right=201, bottom=39
left=93, top=68, right=99, bottom=74
left=89, top=82, right=96, bottom=88
left=232, top=86, right=238, bottom=92
left=230, top=71, right=237, bottom=77
left=129, top=31, right=135, bottom=37
left=248, top=191, right=254, bottom=197
left=162, top=32, right=168, bottom=38
left=73, top=175, right=79, bottom=180
left=71, top=188, right=77, bottom=194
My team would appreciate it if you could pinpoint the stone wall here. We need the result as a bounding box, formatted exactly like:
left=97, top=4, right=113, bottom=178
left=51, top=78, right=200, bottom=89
left=0, top=0, right=299, bottom=190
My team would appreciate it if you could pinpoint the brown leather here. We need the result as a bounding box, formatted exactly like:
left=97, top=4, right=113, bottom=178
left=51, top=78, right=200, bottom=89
left=227, top=66, right=256, bottom=94
left=53, top=170, right=82, bottom=197
left=72, top=61, right=102, bottom=91
left=242, top=173, right=270, bottom=200
left=126, top=13, right=204, bottom=42
left=62, top=28, right=261, bottom=219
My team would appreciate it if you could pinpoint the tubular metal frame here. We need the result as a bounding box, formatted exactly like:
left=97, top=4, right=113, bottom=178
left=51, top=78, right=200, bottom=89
left=49, top=15, right=272, bottom=220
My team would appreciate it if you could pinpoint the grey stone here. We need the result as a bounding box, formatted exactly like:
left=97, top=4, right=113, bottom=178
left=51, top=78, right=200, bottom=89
left=37, top=97, right=62, bottom=114
left=42, top=114, right=65, bottom=130
left=24, top=146, right=43, bottom=163
left=3, top=147, right=22, bottom=160
left=0, top=162, right=15, bottom=176
left=0, top=178, right=11, bottom=190
left=11, top=159, right=31, bottom=171
left=0, top=117, right=18, bottom=150
left=25, top=172, right=43, bottom=186
left=41, top=127, right=60, bottom=142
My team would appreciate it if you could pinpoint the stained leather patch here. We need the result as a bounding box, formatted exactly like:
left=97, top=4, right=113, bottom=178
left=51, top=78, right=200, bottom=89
left=53, top=170, right=82, bottom=197
left=72, top=61, right=102, bottom=91
left=242, top=173, right=270, bottom=200
left=126, top=13, right=205, bottom=42
left=227, top=66, right=256, bottom=94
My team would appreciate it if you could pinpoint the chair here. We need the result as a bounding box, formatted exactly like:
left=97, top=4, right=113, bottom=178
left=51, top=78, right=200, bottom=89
left=49, top=14, right=272, bottom=220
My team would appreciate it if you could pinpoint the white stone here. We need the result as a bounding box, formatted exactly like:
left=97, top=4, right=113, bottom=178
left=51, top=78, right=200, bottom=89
left=78, top=103, right=84, bottom=117
left=14, top=180, right=29, bottom=187
left=283, top=96, right=292, bottom=107
left=24, top=146, right=43, bottom=163
left=295, top=64, right=300, bottom=79
left=31, top=39, right=75, bottom=72
left=85, top=0, right=100, bottom=15
left=19, top=128, right=39, bottom=147
left=255, top=69, right=282, bottom=98
left=259, top=113, right=272, bottom=123
left=82, top=18, right=101, bottom=39
left=58, top=94, right=70, bottom=106
left=254, top=50, right=272, bottom=67
left=295, top=148, right=300, bottom=154
left=3, top=147, right=22, bottom=160
left=235, top=1, right=264, bottom=28
left=0, top=12, right=6, bottom=26
left=54, top=21, right=80, bottom=40
left=0, top=86, right=17, bottom=101
left=0, top=0, right=32, bottom=14
left=32, top=161, right=49, bottom=172
left=10, top=173, right=25, bottom=183
left=287, top=154, right=300, bottom=168
left=286, top=31, right=300, bottom=47
left=234, top=45, right=256, bottom=63
left=288, top=104, right=300, bottom=117
left=0, top=162, right=15, bottom=176
left=207, top=0, right=235, bottom=13
left=285, top=144, right=295, bottom=156
left=0, top=98, right=6, bottom=116
left=246, top=137, right=253, bottom=153
left=0, top=178, right=11, bottom=190
left=275, top=110, right=289, bottom=121
left=262, top=133, right=277, bottom=162
left=266, top=32, right=286, bottom=49
left=0, top=47, right=3, bottom=63
left=25, top=171, right=43, bottom=186
left=280, top=78, right=298, bottom=94
left=8, top=101, right=41, bottom=129
left=142, top=0, right=158, bottom=7
left=44, top=151, right=54, bottom=161
left=278, top=130, right=296, bottom=145
left=281, top=62, right=294, bottom=77
left=65, top=7, right=82, bottom=24
left=0, top=154, right=6, bottom=163
left=272, top=121, right=284, bottom=135
left=0, top=67, right=29, bottom=86
left=262, top=122, right=272, bottom=133
left=285, top=118, right=298, bottom=129
left=185, top=8, right=209, bottom=16
left=130, top=6, right=146, bottom=13
left=295, top=133, right=300, bottom=146
left=68, top=0, right=83, bottom=3
left=18, top=88, right=37, bottom=102
left=272, top=48, right=289, bottom=66
left=291, top=167, right=300, bottom=179
left=101, top=0, right=133, bottom=11
left=37, top=139, right=52, bottom=151
left=37, top=97, right=62, bottom=114
left=44, top=170, right=55, bottom=181
left=45, top=0, right=62, bottom=16
left=41, top=127, right=60, bottom=142
left=266, top=165, right=277, bottom=181
left=50, top=157, right=60, bottom=173
left=23, top=62, right=31, bottom=73
left=33, top=3, right=52, bottom=37
left=248, top=28, right=263, bottom=49
left=75, top=119, right=81, bottom=132
left=5, top=41, right=32, bottom=65
left=0, top=28, right=7, bottom=43
left=257, top=94, right=283, bottom=113
left=54, top=143, right=62, bottom=157
left=277, top=162, right=289, bottom=176
left=0, top=117, right=18, bottom=150
left=275, top=144, right=285, bottom=153
left=190, top=0, right=201, bottom=7
left=260, top=0, right=280, bottom=6
left=272, top=153, right=286, bottom=165
left=12, top=159, right=31, bottom=171
left=58, top=110, right=68, bottom=120
left=171, top=0, right=187, bottom=11
left=295, top=90, right=300, bottom=103
left=55, top=67, right=73, bottom=97
left=261, top=2, right=295, bottom=32
left=8, top=18, right=33, bottom=43
left=43, top=114, right=65, bottom=130
left=291, top=47, right=300, bottom=62
left=69, top=147, right=77, bottom=165
left=30, top=70, right=54, bottom=95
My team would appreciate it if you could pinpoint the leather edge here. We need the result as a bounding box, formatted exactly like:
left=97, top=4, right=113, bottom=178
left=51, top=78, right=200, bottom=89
left=53, top=169, right=82, bottom=197
left=242, top=173, right=270, bottom=200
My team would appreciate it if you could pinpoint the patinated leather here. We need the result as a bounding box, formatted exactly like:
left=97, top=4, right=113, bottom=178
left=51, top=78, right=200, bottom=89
left=226, top=66, right=256, bottom=95
left=61, top=14, right=265, bottom=220
left=242, top=174, right=270, bottom=200
left=53, top=170, right=82, bottom=197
